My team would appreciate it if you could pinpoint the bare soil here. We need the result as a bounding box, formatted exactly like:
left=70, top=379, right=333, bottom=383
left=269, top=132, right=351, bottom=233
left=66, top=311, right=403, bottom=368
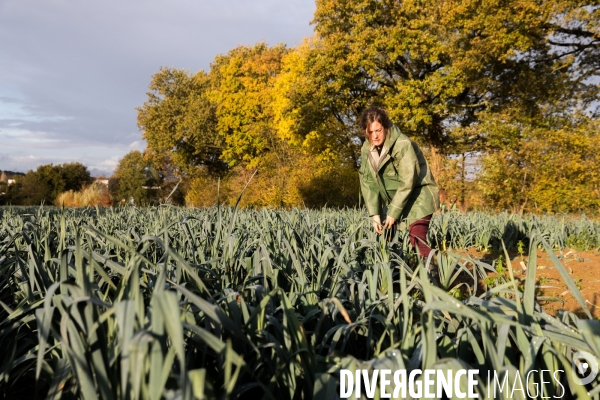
left=455, top=247, right=600, bottom=318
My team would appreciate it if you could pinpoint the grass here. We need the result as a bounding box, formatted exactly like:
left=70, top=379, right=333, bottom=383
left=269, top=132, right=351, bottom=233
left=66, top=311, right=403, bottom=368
left=55, top=182, right=111, bottom=207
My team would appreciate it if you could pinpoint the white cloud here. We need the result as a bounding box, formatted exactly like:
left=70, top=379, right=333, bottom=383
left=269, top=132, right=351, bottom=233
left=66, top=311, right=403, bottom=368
left=0, top=0, right=315, bottom=174
left=88, top=156, right=121, bottom=176
left=0, top=127, right=71, bottom=148
left=0, top=144, right=137, bottom=176
left=128, top=140, right=145, bottom=150
left=13, top=155, right=39, bottom=162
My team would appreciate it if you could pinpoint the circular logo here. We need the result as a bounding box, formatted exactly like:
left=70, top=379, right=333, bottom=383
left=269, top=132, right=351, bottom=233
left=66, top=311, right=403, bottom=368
left=572, top=351, right=599, bottom=386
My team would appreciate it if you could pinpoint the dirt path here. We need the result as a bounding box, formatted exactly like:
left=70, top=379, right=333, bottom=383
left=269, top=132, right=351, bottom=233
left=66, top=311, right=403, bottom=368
left=455, top=248, right=600, bottom=318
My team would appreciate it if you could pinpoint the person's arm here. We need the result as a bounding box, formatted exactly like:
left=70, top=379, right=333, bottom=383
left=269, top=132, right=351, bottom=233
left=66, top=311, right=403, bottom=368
left=359, top=158, right=381, bottom=221
left=386, top=139, right=419, bottom=220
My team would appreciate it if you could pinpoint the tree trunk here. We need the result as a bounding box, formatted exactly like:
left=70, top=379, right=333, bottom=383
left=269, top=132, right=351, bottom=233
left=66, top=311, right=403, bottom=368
left=427, top=121, right=445, bottom=182
left=429, top=145, right=444, bottom=183
left=460, top=153, right=466, bottom=205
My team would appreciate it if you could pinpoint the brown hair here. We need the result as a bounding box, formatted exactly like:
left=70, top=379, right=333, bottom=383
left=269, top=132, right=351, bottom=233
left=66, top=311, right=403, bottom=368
left=360, top=106, right=392, bottom=136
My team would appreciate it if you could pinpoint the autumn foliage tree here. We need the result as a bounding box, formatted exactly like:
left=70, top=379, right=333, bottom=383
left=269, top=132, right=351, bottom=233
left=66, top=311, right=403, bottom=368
left=477, top=110, right=600, bottom=213
left=135, top=1, right=599, bottom=213
left=293, top=0, right=597, bottom=200
left=138, top=42, right=361, bottom=208
left=209, top=43, right=289, bottom=168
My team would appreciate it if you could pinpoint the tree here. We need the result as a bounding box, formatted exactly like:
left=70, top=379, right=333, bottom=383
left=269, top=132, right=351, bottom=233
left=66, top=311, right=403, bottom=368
left=209, top=42, right=291, bottom=168
left=139, top=43, right=330, bottom=208
left=0, top=181, right=9, bottom=206
left=297, top=0, right=598, bottom=179
left=138, top=43, right=292, bottom=172
left=2, top=163, right=92, bottom=205
left=137, top=68, right=225, bottom=175
left=184, top=150, right=361, bottom=209
left=272, top=39, right=362, bottom=166
left=61, top=162, right=93, bottom=192
left=10, top=172, right=49, bottom=205
left=35, top=164, right=65, bottom=202
left=111, top=151, right=160, bottom=205
left=477, top=110, right=600, bottom=213
left=134, top=2, right=599, bottom=212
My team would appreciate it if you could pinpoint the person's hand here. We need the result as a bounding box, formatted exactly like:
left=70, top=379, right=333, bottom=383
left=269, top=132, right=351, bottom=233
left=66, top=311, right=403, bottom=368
left=371, top=215, right=383, bottom=234
left=383, top=215, right=396, bottom=230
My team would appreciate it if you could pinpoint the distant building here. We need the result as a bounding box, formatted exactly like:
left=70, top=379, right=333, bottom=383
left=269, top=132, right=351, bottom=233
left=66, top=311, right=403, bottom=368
left=96, top=179, right=109, bottom=185
left=7, top=179, right=15, bottom=185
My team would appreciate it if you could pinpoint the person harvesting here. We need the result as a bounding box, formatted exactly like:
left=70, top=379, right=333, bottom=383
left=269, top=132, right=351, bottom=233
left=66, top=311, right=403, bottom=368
left=358, top=107, right=440, bottom=257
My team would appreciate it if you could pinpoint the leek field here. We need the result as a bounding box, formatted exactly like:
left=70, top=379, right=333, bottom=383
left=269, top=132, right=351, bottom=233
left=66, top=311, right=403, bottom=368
left=1, top=206, right=600, bottom=399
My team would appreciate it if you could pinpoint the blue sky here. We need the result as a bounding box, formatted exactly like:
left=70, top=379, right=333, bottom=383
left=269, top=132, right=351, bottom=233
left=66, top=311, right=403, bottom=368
left=0, top=0, right=316, bottom=176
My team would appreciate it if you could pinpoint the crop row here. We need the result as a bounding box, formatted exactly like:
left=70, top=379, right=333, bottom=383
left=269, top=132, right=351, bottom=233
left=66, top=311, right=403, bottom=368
left=0, top=206, right=599, bottom=399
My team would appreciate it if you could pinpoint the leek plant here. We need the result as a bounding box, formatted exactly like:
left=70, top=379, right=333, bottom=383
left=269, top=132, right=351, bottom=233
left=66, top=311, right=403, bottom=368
left=0, top=206, right=598, bottom=399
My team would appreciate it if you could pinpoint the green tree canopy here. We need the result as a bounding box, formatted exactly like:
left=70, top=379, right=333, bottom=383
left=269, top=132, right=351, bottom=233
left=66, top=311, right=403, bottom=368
left=477, top=108, right=600, bottom=213
left=279, top=0, right=599, bottom=176
left=111, top=151, right=160, bottom=205
left=137, top=68, right=224, bottom=175
left=61, top=162, right=93, bottom=192
left=2, top=163, right=92, bottom=205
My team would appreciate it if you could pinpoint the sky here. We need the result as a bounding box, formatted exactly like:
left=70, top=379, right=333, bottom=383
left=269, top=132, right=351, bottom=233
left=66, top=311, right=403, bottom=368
left=0, top=0, right=316, bottom=176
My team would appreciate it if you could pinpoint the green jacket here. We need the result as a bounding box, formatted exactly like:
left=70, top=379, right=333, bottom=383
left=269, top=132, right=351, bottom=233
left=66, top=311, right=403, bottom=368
left=359, top=125, right=440, bottom=223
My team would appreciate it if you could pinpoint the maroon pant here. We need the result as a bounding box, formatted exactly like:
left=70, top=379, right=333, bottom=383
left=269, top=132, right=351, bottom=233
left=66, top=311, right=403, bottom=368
left=408, top=214, right=432, bottom=258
